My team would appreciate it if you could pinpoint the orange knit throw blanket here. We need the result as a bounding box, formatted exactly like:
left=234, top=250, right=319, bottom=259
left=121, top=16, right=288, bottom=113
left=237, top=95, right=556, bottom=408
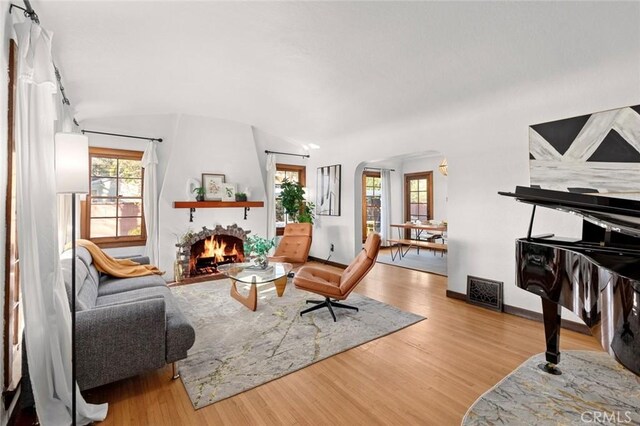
left=77, top=239, right=164, bottom=277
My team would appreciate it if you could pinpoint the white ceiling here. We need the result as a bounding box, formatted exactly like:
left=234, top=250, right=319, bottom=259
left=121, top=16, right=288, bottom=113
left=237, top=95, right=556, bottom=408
left=32, top=1, right=638, bottom=143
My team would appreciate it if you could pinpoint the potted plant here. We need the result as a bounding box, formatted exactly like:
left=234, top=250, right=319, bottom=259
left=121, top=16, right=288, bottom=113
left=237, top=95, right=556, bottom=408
left=192, top=186, right=205, bottom=202
left=244, top=235, right=275, bottom=269
left=235, top=192, right=248, bottom=202
left=280, top=178, right=315, bottom=224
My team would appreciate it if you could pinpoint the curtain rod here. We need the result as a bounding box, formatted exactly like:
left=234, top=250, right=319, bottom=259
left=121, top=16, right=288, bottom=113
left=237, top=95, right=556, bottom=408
left=265, top=150, right=310, bottom=159
left=364, top=167, right=396, bottom=172
left=11, top=1, right=81, bottom=127
left=82, top=130, right=163, bottom=143
left=10, top=1, right=39, bottom=23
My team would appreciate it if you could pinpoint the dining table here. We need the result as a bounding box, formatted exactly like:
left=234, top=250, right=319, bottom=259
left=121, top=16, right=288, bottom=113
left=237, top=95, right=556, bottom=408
left=388, top=222, right=447, bottom=259
left=390, top=222, right=447, bottom=240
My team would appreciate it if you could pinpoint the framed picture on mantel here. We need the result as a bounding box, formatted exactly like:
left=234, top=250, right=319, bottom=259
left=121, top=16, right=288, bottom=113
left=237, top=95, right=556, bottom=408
left=221, top=183, right=237, bottom=202
left=202, top=173, right=225, bottom=201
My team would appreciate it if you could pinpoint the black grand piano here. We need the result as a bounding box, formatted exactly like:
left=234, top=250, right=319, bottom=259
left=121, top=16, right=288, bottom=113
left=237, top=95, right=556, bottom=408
left=499, top=186, right=640, bottom=375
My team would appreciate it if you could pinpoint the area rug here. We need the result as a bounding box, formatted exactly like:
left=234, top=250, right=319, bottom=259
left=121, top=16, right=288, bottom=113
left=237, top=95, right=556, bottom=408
left=463, top=351, right=640, bottom=425
left=377, top=248, right=447, bottom=276
left=171, top=279, right=424, bottom=409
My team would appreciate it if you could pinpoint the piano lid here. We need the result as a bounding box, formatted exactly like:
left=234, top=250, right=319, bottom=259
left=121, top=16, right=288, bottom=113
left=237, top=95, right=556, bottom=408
left=499, top=186, right=640, bottom=239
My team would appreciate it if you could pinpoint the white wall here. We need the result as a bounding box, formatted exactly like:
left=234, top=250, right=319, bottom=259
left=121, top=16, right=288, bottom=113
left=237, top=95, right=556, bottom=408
left=157, top=114, right=267, bottom=278
left=305, top=52, right=639, bottom=318
left=83, top=114, right=269, bottom=278
left=71, top=3, right=639, bottom=321
left=251, top=127, right=309, bottom=194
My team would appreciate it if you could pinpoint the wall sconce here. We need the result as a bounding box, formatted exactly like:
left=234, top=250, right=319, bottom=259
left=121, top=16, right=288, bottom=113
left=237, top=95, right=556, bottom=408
left=438, top=158, right=448, bottom=176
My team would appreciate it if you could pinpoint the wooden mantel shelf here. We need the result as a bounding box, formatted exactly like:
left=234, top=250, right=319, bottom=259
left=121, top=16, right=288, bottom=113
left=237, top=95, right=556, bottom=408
left=173, top=201, right=264, bottom=209
left=173, top=201, right=264, bottom=222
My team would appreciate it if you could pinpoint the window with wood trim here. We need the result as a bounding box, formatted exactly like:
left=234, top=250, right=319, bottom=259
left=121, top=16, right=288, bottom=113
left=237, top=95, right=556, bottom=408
left=81, top=147, right=146, bottom=248
left=362, top=171, right=381, bottom=242
left=404, top=171, right=433, bottom=238
left=275, top=164, right=306, bottom=236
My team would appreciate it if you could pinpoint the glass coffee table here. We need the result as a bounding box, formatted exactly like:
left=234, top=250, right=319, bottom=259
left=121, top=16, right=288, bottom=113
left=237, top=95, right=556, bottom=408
left=217, top=262, right=292, bottom=311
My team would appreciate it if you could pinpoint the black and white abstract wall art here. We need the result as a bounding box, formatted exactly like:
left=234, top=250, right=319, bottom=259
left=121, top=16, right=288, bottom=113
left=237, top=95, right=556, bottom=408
left=317, top=164, right=341, bottom=216
left=529, top=105, right=640, bottom=196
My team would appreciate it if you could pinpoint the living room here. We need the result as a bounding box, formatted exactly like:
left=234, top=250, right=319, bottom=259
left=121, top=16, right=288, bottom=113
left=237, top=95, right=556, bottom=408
left=1, top=1, right=640, bottom=425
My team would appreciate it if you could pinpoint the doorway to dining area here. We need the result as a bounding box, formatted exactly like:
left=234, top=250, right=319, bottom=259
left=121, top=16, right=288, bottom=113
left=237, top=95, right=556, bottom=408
left=359, top=152, right=448, bottom=276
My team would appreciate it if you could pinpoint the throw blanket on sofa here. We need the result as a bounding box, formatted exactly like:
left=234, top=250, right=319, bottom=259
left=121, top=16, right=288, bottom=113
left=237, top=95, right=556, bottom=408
left=77, top=239, right=164, bottom=277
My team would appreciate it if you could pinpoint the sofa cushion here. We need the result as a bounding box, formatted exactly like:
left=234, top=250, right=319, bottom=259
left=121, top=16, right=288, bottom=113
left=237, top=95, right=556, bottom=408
left=98, top=274, right=167, bottom=297
left=61, top=252, right=98, bottom=311
left=97, top=287, right=195, bottom=362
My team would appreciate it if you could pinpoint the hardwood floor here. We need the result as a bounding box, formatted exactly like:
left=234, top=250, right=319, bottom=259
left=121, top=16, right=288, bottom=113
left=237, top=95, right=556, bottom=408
left=84, top=262, right=601, bottom=425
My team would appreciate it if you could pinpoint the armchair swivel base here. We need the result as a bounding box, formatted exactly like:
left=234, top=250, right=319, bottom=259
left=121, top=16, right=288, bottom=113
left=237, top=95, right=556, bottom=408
left=300, top=297, right=359, bottom=322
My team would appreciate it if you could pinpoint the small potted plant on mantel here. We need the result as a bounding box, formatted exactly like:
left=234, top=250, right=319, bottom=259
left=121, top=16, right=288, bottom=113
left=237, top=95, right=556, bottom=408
left=244, top=235, right=275, bottom=269
left=235, top=192, right=248, bottom=202
left=192, top=186, right=205, bottom=202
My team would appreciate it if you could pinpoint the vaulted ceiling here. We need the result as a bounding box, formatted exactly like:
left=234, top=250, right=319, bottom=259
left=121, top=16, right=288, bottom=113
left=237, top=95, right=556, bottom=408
left=33, top=1, right=638, bottom=144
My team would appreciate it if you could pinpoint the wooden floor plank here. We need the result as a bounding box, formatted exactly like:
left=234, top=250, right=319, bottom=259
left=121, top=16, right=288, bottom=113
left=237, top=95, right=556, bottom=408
left=85, top=261, right=602, bottom=425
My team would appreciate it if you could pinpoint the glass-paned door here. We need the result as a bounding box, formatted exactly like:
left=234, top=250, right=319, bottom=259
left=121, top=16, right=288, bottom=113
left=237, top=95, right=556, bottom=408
left=404, top=171, right=433, bottom=238
left=362, top=171, right=381, bottom=242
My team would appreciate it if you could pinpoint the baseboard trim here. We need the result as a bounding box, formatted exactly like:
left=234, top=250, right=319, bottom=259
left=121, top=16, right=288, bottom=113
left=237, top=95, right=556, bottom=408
left=445, top=290, right=466, bottom=301
left=445, top=290, right=591, bottom=335
left=307, top=256, right=348, bottom=269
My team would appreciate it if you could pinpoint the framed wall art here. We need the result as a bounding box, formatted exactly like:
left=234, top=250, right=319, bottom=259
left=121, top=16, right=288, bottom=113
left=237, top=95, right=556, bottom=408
left=202, top=173, right=225, bottom=201
left=317, top=164, right=341, bottom=216
left=529, top=104, right=640, bottom=197
left=221, top=183, right=237, bottom=202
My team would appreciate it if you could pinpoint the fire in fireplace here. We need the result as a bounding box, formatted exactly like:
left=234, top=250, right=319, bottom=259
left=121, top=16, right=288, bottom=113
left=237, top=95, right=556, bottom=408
left=189, top=235, right=245, bottom=276
left=175, top=224, right=251, bottom=283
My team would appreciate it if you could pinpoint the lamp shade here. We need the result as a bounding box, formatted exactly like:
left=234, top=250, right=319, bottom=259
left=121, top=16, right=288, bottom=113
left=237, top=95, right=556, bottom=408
left=55, top=132, right=89, bottom=194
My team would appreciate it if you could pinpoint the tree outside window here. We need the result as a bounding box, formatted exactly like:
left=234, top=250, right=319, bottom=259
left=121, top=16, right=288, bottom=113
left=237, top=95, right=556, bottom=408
left=82, top=147, right=146, bottom=247
left=275, top=164, right=306, bottom=235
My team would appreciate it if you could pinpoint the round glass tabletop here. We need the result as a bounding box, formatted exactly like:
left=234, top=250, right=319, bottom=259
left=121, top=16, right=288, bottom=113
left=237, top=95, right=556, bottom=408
left=217, top=262, right=292, bottom=284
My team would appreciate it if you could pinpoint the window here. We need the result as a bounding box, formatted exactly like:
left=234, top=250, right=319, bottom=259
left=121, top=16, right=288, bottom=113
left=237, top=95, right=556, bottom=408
left=81, top=147, right=146, bottom=247
left=275, top=164, right=306, bottom=236
left=362, top=171, right=381, bottom=242
left=404, top=171, right=433, bottom=237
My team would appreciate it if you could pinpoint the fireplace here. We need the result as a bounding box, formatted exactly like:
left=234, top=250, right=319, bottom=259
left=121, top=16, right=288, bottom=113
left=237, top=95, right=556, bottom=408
left=176, top=224, right=250, bottom=283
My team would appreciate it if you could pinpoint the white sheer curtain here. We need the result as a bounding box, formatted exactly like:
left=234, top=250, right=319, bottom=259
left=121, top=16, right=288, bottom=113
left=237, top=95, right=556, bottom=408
left=55, top=94, right=77, bottom=253
left=14, top=21, right=107, bottom=425
left=379, top=169, right=392, bottom=246
left=266, top=153, right=277, bottom=239
left=142, top=141, right=159, bottom=265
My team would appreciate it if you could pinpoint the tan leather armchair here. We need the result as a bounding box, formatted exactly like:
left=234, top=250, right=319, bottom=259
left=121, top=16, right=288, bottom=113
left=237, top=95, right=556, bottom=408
left=293, top=232, right=381, bottom=321
left=269, top=223, right=312, bottom=269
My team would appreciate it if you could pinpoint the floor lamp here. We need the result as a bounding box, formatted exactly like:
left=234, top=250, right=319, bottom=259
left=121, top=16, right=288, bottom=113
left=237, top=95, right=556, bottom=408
left=55, top=132, right=89, bottom=426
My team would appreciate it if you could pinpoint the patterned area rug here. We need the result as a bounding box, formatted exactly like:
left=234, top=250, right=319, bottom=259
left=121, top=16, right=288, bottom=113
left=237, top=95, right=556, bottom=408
left=463, top=351, right=640, bottom=425
left=171, top=279, right=424, bottom=409
left=377, top=248, right=447, bottom=276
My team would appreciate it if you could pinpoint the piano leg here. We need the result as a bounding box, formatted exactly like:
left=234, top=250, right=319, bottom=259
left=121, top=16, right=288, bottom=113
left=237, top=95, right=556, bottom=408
left=540, top=298, right=563, bottom=375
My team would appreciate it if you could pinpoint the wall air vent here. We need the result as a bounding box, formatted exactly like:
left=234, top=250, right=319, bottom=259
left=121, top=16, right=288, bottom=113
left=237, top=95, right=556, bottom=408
left=466, top=276, right=503, bottom=312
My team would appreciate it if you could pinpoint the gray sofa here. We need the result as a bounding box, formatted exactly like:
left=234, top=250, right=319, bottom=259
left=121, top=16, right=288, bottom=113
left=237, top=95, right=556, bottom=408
left=63, top=246, right=196, bottom=390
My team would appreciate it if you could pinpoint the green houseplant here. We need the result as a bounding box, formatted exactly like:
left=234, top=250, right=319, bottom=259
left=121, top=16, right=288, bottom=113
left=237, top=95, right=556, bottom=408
left=244, top=235, right=275, bottom=269
left=280, top=178, right=315, bottom=224
left=235, top=192, right=248, bottom=202
left=192, top=186, right=205, bottom=202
